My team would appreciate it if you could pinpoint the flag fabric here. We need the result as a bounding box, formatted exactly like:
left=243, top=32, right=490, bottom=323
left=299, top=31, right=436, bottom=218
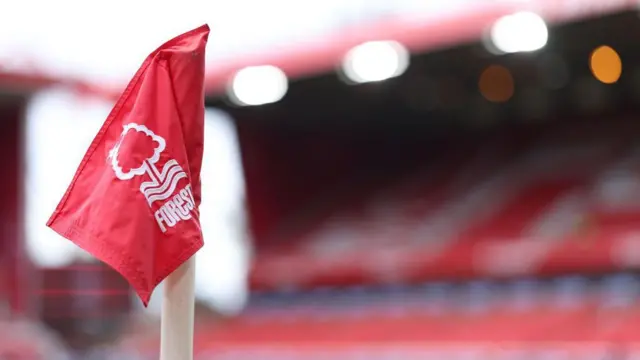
left=47, top=24, right=210, bottom=305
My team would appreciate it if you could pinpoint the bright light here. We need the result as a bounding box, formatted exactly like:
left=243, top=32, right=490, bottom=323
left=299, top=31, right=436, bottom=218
left=342, top=40, right=409, bottom=84
left=25, top=88, right=108, bottom=268
left=490, top=12, right=548, bottom=54
left=228, top=65, right=288, bottom=106
left=194, top=109, right=250, bottom=316
left=590, top=45, right=622, bottom=84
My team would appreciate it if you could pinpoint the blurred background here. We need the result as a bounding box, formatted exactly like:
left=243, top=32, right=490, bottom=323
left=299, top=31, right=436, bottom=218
left=3, top=0, right=640, bottom=358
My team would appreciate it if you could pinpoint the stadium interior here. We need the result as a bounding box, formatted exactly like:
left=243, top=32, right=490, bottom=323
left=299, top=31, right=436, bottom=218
left=3, top=2, right=640, bottom=359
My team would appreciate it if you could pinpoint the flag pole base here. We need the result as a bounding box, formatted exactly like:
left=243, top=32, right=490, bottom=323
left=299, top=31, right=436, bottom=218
left=160, top=255, right=196, bottom=360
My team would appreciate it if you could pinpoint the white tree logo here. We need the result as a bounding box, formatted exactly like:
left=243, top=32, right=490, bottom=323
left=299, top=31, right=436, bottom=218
left=108, top=123, right=188, bottom=206
left=107, top=123, right=197, bottom=233
left=110, top=123, right=165, bottom=180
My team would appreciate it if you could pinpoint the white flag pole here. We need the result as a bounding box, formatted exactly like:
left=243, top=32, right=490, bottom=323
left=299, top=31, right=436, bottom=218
left=159, top=256, right=196, bottom=360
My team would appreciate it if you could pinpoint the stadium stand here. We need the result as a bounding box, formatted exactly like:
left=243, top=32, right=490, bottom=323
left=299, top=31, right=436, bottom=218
left=246, top=119, right=640, bottom=290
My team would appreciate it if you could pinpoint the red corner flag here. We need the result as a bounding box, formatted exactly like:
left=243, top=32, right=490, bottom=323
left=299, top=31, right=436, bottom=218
left=47, top=24, right=210, bottom=306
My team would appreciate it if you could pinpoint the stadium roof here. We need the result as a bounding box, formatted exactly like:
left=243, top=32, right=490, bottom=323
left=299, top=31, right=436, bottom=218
left=0, top=0, right=634, bottom=99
